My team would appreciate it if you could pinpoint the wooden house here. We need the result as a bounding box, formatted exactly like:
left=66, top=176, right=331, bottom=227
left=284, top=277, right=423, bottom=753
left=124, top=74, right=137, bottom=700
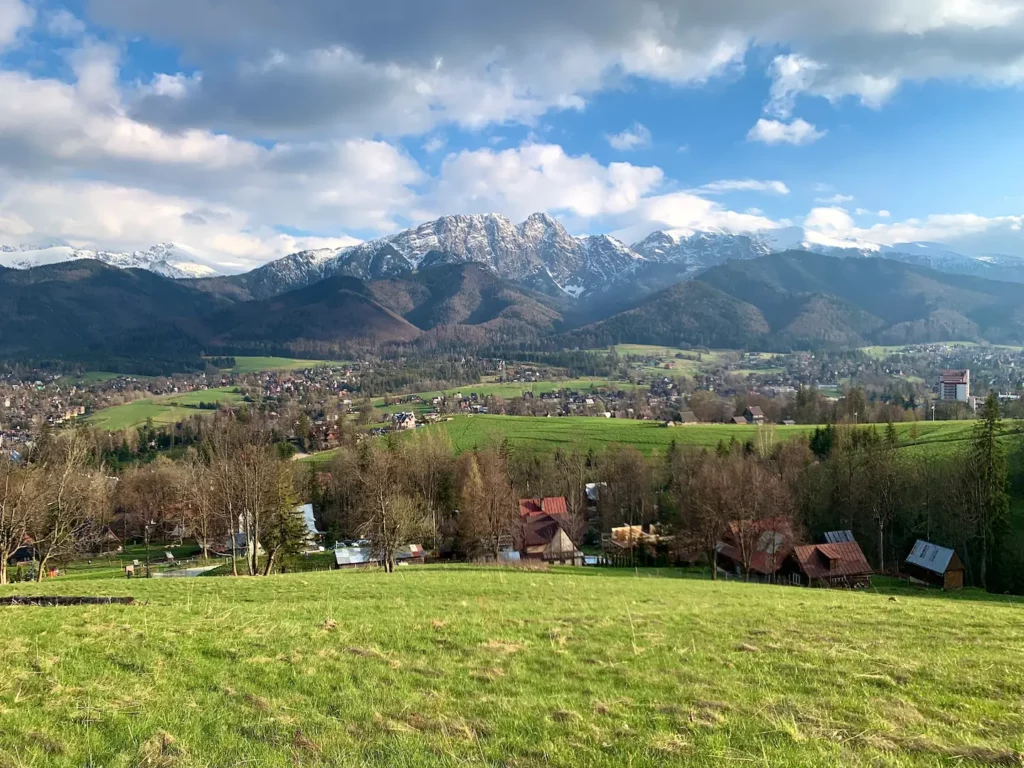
left=518, top=497, right=583, bottom=565
left=904, top=540, right=965, bottom=590
left=781, top=540, right=872, bottom=588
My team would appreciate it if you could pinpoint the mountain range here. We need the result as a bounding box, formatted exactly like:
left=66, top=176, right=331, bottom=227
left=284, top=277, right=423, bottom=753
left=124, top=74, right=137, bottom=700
left=5, top=246, right=1024, bottom=364
left=5, top=213, right=1024, bottom=299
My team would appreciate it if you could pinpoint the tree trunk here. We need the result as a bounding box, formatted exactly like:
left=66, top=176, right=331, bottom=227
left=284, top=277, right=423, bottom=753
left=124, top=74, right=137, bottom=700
left=878, top=523, right=884, bottom=573
left=980, top=532, right=988, bottom=590
left=0, top=558, right=7, bottom=586
left=262, top=548, right=278, bottom=576
left=36, top=555, right=48, bottom=582
left=709, top=548, right=717, bottom=580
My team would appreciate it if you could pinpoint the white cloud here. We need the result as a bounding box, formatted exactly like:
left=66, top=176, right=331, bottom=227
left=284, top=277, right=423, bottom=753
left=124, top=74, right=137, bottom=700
left=0, top=0, right=32, bottom=48
left=699, top=179, right=790, bottom=195
left=878, top=209, right=891, bottom=217
left=46, top=8, right=86, bottom=38
left=422, top=136, right=445, bottom=153
left=855, top=207, right=869, bottom=215
left=606, top=123, right=652, bottom=151
left=747, top=118, right=827, bottom=145
left=816, top=193, right=854, bottom=204
left=430, top=143, right=664, bottom=221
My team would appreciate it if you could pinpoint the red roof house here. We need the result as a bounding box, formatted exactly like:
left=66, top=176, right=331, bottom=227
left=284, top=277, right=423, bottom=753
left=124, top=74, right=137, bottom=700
left=781, top=540, right=872, bottom=588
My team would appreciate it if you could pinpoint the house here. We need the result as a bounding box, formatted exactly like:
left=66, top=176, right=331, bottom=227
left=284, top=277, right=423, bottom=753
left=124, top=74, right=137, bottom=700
left=298, top=503, right=323, bottom=550
left=518, top=497, right=583, bottom=565
left=781, top=419, right=796, bottom=426
left=731, top=416, right=747, bottom=425
left=781, top=539, right=872, bottom=588
left=391, top=412, right=417, bottom=431
left=334, top=543, right=425, bottom=568
left=677, top=410, right=698, bottom=424
left=904, top=540, right=965, bottom=590
left=938, top=370, right=970, bottom=402
left=744, top=406, right=765, bottom=425
left=716, top=518, right=796, bottom=579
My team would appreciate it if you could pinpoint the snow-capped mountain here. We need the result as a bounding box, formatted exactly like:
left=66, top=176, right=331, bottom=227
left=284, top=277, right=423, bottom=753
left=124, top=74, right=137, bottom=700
left=0, top=242, right=222, bottom=279
left=238, top=213, right=646, bottom=300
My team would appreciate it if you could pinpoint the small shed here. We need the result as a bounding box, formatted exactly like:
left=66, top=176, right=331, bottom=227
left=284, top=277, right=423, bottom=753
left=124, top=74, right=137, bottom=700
left=904, top=540, right=965, bottom=590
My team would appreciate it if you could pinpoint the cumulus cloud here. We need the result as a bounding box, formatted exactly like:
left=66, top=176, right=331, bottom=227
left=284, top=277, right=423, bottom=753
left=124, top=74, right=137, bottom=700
left=747, top=118, right=827, bottom=145
left=816, top=193, right=854, bottom=204
left=698, top=179, right=790, bottom=195
left=429, top=143, right=664, bottom=221
left=606, top=123, right=653, bottom=151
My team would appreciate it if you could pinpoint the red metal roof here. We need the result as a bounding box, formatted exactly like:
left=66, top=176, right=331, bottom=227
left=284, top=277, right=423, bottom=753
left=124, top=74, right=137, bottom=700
left=792, top=541, right=872, bottom=580
left=519, top=497, right=568, bottom=518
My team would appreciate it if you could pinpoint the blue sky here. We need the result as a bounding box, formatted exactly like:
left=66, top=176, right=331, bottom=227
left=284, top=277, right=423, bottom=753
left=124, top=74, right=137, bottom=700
left=0, top=0, right=1022, bottom=269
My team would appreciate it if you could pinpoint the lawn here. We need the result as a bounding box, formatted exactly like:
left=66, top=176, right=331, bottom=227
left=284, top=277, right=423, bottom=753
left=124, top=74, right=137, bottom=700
left=220, top=356, right=348, bottom=373
left=0, top=567, right=1021, bottom=767
left=86, top=387, right=246, bottom=430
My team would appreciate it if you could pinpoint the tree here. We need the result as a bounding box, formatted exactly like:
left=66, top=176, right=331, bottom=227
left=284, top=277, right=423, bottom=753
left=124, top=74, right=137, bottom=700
left=458, top=450, right=519, bottom=560
left=356, top=442, right=428, bottom=572
left=405, top=430, right=455, bottom=554
left=969, top=393, right=1010, bottom=589
left=680, top=452, right=731, bottom=580
left=178, top=448, right=219, bottom=560
left=553, top=441, right=589, bottom=547
left=0, top=457, right=36, bottom=585
left=29, top=433, right=108, bottom=581
left=259, top=464, right=303, bottom=575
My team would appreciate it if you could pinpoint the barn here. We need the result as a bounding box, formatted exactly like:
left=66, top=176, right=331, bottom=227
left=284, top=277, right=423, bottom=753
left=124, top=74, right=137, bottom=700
left=904, top=540, right=965, bottom=590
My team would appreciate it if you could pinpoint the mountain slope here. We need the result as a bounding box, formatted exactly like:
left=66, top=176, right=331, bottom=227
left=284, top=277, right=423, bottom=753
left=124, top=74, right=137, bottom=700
left=0, top=261, right=229, bottom=358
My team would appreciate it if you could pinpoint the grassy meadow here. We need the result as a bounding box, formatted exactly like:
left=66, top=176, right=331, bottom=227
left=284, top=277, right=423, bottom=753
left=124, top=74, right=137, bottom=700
left=87, top=387, right=246, bottom=431
left=423, top=416, right=983, bottom=456
left=218, top=356, right=348, bottom=373
left=0, top=567, right=1021, bottom=767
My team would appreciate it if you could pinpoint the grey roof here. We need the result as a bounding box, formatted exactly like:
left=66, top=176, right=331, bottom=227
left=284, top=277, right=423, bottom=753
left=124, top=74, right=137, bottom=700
left=905, top=540, right=956, bottom=574
left=334, top=544, right=424, bottom=567
left=824, top=530, right=856, bottom=544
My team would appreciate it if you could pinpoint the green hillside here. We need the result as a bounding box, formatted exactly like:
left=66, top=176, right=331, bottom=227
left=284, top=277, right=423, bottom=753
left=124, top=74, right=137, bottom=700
left=0, top=568, right=1021, bottom=767
left=86, top=387, right=245, bottom=430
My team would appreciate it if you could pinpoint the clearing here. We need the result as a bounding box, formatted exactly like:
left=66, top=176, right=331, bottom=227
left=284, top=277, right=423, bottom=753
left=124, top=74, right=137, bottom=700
left=218, top=356, right=348, bottom=373
left=86, top=387, right=246, bottom=430
left=0, top=568, right=1020, bottom=767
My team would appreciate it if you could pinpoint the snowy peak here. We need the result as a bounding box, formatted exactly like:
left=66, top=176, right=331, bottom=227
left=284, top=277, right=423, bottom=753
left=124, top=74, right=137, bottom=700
left=0, top=241, right=223, bottom=279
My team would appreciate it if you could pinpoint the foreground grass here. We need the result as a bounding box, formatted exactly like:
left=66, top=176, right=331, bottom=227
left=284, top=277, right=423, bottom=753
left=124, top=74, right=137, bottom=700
left=0, top=568, right=1021, bottom=767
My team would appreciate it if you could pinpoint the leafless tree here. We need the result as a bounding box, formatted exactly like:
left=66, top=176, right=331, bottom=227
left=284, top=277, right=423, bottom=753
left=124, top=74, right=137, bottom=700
left=0, top=457, right=36, bottom=585
left=405, top=430, right=455, bottom=554
left=29, top=432, right=108, bottom=581
left=554, top=441, right=589, bottom=547
left=458, top=449, right=519, bottom=560
left=357, top=441, right=428, bottom=572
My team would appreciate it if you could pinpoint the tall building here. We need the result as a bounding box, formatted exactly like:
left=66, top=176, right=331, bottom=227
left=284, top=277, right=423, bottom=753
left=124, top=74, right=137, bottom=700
left=939, top=369, right=970, bottom=402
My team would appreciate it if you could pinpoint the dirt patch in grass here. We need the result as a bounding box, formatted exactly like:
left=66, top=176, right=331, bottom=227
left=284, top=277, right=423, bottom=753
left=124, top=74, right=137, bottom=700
left=138, top=730, right=184, bottom=768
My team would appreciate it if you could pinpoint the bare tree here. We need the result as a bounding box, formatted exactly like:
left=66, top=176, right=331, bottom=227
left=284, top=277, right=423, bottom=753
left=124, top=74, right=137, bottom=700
left=29, top=433, right=108, bottom=581
left=0, top=457, right=36, bottom=585
left=405, top=430, right=455, bottom=554
left=682, top=452, right=732, bottom=580
left=178, top=449, right=219, bottom=560
left=458, top=450, right=519, bottom=560
left=357, top=441, right=428, bottom=572
left=554, top=441, right=589, bottom=547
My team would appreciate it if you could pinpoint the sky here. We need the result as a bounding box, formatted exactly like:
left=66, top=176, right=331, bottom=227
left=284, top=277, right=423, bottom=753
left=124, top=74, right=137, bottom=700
left=0, top=0, right=1023, bottom=271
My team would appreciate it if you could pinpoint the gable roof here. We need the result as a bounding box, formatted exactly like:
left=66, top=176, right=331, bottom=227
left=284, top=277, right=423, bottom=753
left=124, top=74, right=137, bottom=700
left=823, top=530, right=855, bottom=544
left=906, top=540, right=960, bottom=574
left=519, top=496, right=568, bottom=518
left=792, top=541, right=872, bottom=580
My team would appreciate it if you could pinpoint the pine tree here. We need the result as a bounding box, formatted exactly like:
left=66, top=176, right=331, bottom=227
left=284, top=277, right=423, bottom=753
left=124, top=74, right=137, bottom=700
left=970, top=393, right=1009, bottom=589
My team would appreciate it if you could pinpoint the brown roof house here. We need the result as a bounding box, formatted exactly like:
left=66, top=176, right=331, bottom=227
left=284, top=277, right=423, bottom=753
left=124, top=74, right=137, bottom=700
left=716, top=517, right=796, bottom=580
left=519, top=497, right=583, bottom=565
left=780, top=536, right=872, bottom=588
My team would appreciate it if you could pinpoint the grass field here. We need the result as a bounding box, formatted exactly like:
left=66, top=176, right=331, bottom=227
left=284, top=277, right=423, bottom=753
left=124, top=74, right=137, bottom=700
left=221, top=356, right=348, bottom=373
left=0, top=567, right=1021, bottom=766
left=372, top=378, right=646, bottom=411
left=87, top=387, right=246, bottom=430
left=303, top=417, right=992, bottom=464
left=424, top=416, right=985, bottom=456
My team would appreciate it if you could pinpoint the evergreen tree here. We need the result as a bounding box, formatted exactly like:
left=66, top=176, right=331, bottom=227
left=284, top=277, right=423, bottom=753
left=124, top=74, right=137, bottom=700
left=970, top=393, right=1010, bottom=589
